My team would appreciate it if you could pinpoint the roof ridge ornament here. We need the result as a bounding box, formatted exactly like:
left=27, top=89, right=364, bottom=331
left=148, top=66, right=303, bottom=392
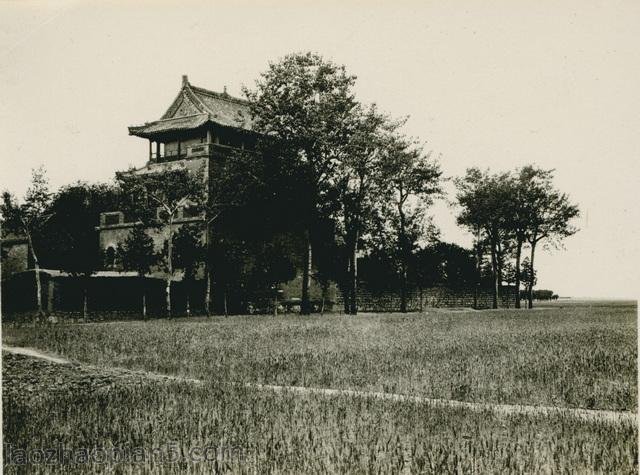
left=131, top=76, right=254, bottom=136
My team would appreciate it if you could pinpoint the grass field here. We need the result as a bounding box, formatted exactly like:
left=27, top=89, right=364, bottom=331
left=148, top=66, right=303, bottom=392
left=2, top=300, right=638, bottom=472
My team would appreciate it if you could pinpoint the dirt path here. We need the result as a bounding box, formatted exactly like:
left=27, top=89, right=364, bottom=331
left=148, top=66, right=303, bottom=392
left=3, top=345, right=72, bottom=365
left=3, top=345, right=636, bottom=426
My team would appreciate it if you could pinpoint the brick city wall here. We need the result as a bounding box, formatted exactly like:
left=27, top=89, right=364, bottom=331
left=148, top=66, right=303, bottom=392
left=1, top=271, right=207, bottom=317
left=336, top=286, right=517, bottom=312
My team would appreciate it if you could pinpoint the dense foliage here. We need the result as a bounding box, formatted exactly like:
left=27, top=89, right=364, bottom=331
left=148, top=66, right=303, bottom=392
left=1, top=52, right=579, bottom=316
left=455, top=166, right=578, bottom=309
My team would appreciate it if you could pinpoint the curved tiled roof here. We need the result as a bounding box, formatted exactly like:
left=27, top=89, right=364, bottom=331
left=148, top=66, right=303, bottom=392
left=129, top=76, right=254, bottom=138
left=128, top=113, right=210, bottom=137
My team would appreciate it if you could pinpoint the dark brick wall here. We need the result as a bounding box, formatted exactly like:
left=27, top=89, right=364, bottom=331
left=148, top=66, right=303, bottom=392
left=1, top=272, right=208, bottom=317
left=336, top=286, right=517, bottom=312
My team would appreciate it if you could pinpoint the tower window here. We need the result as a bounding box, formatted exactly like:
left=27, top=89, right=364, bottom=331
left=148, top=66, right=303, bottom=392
left=105, top=246, right=117, bottom=269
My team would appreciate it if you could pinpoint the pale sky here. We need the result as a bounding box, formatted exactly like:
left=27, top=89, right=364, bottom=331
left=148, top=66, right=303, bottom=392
left=1, top=0, right=638, bottom=299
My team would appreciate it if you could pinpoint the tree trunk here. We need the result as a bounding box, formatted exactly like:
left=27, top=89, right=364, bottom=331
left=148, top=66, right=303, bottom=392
left=26, top=232, right=43, bottom=316
left=34, top=263, right=43, bottom=316
left=82, top=282, right=88, bottom=320
left=166, top=219, right=173, bottom=317
left=490, top=240, right=499, bottom=309
left=495, top=238, right=504, bottom=305
left=400, top=266, right=408, bottom=313
left=343, top=254, right=351, bottom=314
left=223, top=287, right=228, bottom=317
left=273, top=292, right=278, bottom=318
left=349, top=232, right=359, bottom=315
left=398, top=204, right=408, bottom=314
left=474, top=229, right=482, bottom=310
left=204, top=224, right=211, bottom=316
left=46, top=279, right=54, bottom=313
left=186, top=291, right=191, bottom=317
left=300, top=231, right=312, bottom=315
left=138, top=274, right=147, bottom=319
left=165, top=279, right=171, bottom=316
left=528, top=241, right=537, bottom=309
left=514, top=238, right=523, bottom=309
left=205, top=269, right=212, bottom=316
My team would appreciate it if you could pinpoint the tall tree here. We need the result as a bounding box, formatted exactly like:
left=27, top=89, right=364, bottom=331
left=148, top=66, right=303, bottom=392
left=204, top=142, right=308, bottom=316
left=1, top=167, right=52, bottom=316
left=118, top=224, right=158, bottom=318
left=245, top=52, right=358, bottom=314
left=379, top=136, right=442, bottom=312
left=209, top=233, right=252, bottom=316
left=523, top=174, right=579, bottom=308
left=336, top=105, right=403, bottom=314
left=520, top=256, right=537, bottom=302
left=249, top=236, right=297, bottom=316
left=508, top=166, right=553, bottom=308
left=204, top=147, right=272, bottom=315
left=45, top=182, right=121, bottom=318
left=173, top=224, right=205, bottom=316
left=456, top=168, right=514, bottom=309
left=117, top=165, right=205, bottom=316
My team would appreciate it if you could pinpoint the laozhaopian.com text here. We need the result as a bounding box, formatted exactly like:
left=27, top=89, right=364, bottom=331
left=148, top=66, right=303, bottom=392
left=4, top=442, right=251, bottom=466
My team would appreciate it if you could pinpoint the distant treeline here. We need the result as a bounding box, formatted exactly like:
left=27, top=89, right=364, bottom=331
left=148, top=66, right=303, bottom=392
left=519, top=289, right=558, bottom=301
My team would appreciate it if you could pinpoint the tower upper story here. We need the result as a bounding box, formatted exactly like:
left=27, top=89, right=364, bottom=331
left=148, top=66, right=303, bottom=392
left=128, top=75, right=257, bottom=165
left=98, top=76, right=259, bottom=238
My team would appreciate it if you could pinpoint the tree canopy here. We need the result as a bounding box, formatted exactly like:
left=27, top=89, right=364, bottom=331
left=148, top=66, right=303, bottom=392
left=1, top=52, right=581, bottom=317
left=455, top=166, right=579, bottom=309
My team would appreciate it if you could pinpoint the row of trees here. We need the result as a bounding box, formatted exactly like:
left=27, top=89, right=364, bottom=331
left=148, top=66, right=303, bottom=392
left=0, top=169, right=205, bottom=318
left=1, top=52, right=579, bottom=316
left=241, top=53, right=443, bottom=314
left=455, top=166, right=579, bottom=309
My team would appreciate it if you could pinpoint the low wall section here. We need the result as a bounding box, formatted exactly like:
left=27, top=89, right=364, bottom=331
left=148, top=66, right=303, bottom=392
left=336, top=286, right=517, bottom=312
